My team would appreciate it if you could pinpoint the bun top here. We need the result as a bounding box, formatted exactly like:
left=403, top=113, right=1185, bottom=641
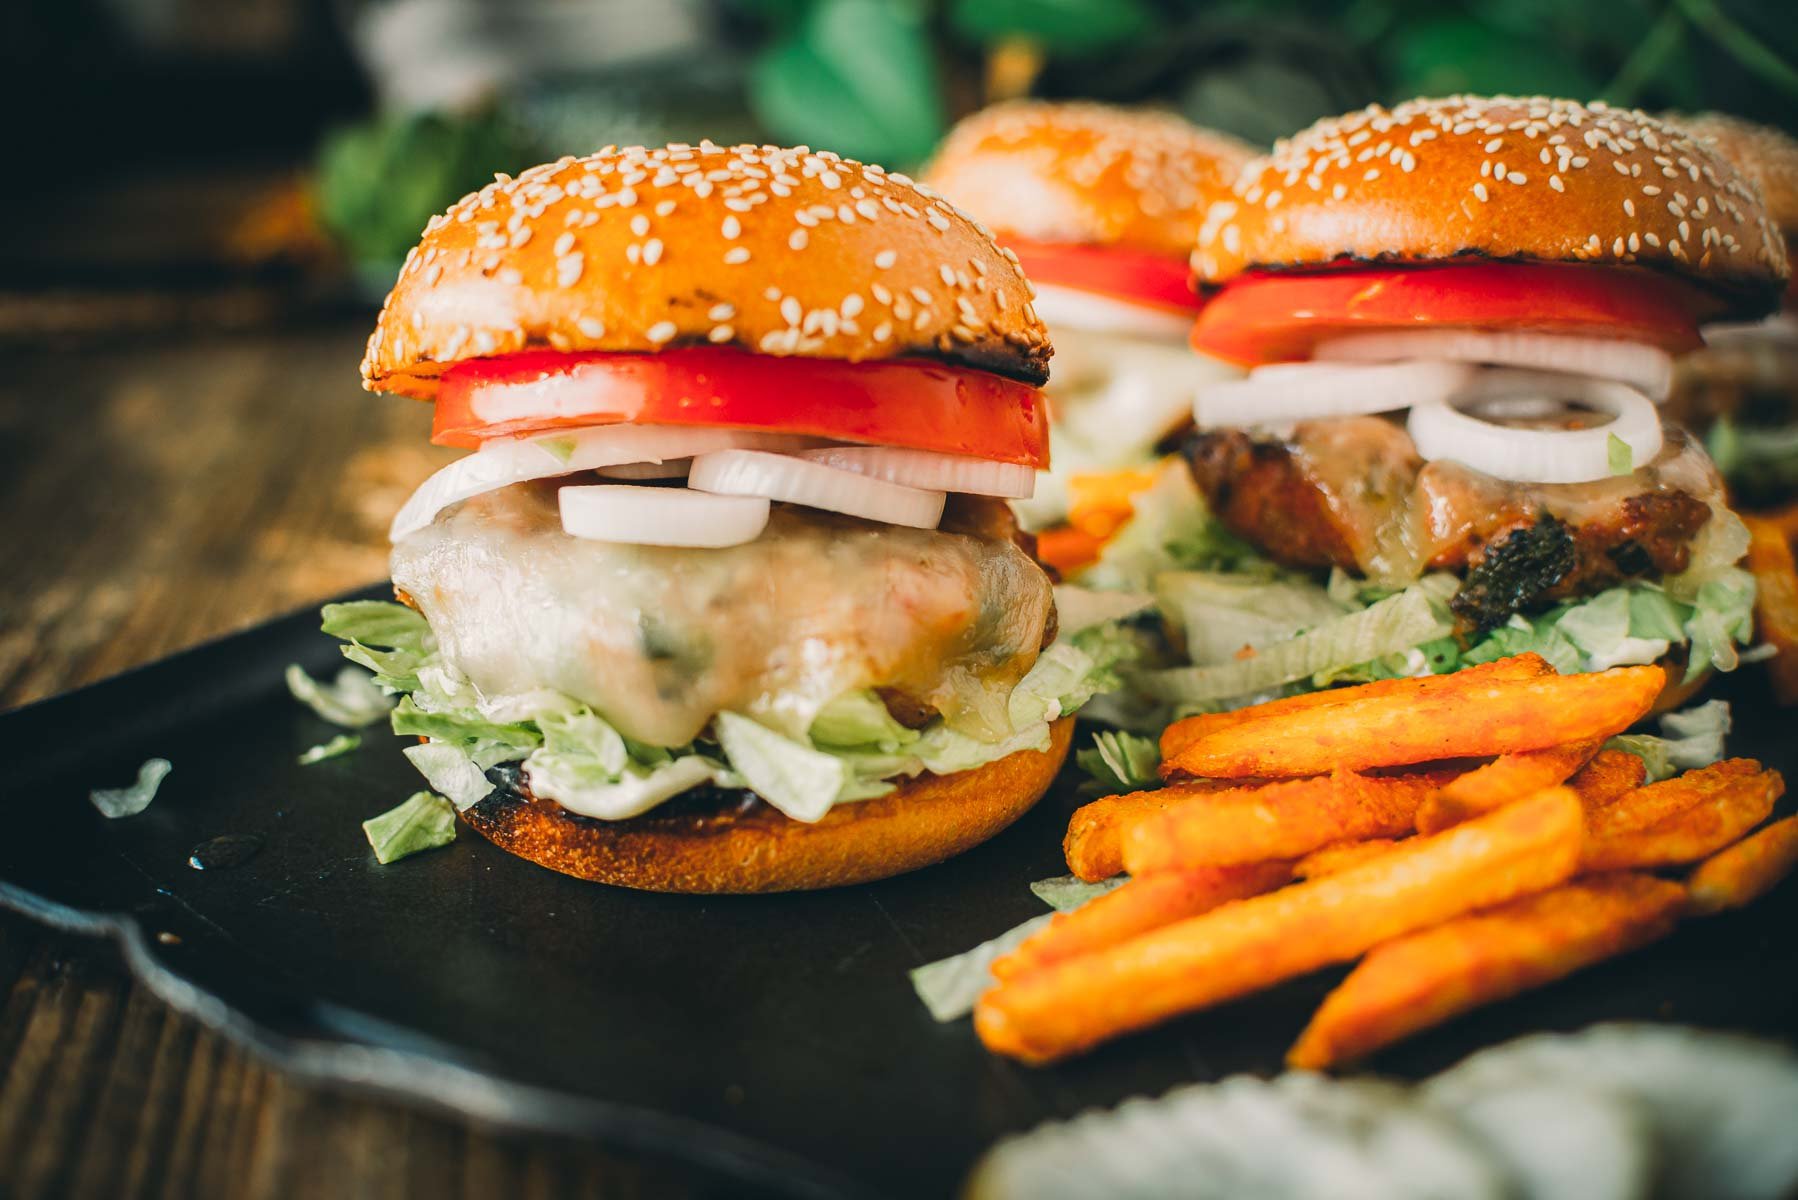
left=925, top=101, right=1256, bottom=260
left=1672, top=112, right=1798, bottom=237
left=362, top=142, right=1052, bottom=399
left=1193, top=96, right=1789, bottom=317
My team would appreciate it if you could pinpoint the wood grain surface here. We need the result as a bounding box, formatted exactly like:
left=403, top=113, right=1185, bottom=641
left=0, top=327, right=724, bottom=1199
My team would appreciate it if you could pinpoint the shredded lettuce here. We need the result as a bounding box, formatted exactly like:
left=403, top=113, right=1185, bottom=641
left=1078, top=464, right=1263, bottom=592
left=1606, top=700, right=1732, bottom=782
left=1076, top=730, right=1161, bottom=795
left=1137, top=581, right=1455, bottom=705
left=285, top=663, right=394, bottom=727
left=90, top=757, right=172, bottom=819
left=911, top=916, right=1052, bottom=1022
left=321, top=598, right=1123, bottom=827
left=1030, top=874, right=1126, bottom=911
left=298, top=734, right=360, bottom=765
left=362, top=791, right=457, bottom=864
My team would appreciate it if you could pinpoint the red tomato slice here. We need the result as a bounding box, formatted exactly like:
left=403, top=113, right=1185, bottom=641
left=1007, top=238, right=1202, bottom=315
left=432, top=347, right=1050, bottom=468
left=1190, top=263, right=1711, bottom=366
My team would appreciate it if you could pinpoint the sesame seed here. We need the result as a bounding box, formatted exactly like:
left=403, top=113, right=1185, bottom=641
left=1472, top=182, right=1489, bottom=202
left=874, top=250, right=896, bottom=269
left=1549, top=175, right=1564, bottom=192
left=646, top=321, right=676, bottom=344
left=708, top=323, right=733, bottom=343
left=789, top=229, right=808, bottom=250
left=724, top=246, right=750, bottom=265
left=553, top=232, right=575, bottom=256
left=1507, top=171, right=1526, bottom=185
left=577, top=317, right=604, bottom=338
left=643, top=238, right=664, bottom=265
left=629, top=215, right=650, bottom=237
left=780, top=296, right=802, bottom=325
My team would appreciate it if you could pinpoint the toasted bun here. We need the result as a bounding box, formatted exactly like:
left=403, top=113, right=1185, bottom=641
left=1672, top=113, right=1798, bottom=236
left=460, top=719, right=1073, bottom=893
left=925, top=101, right=1256, bottom=260
left=362, top=142, right=1052, bottom=399
left=1194, top=96, right=1789, bottom=319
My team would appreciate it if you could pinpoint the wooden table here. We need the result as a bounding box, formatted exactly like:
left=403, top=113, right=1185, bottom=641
left=0, top=326, right=716, bottom=1198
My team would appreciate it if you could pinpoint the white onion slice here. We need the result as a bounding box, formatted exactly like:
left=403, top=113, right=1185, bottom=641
left=689, top=449, right=946, bottom=529
left=559, top=485, right=770, bottom=548
left=1193, top=360, right=1475, bottom=429
left=1314, top=330, right=1674, bottom=401
left=795, top=446, right=1035, bottom=498
left=390, top=426, right=808, bottom=542
left=1030, top=283, right=1195, bottom=340
left=1407, top=371, right=1663, bottom=484
left=596, top=459, right=691, bottom=480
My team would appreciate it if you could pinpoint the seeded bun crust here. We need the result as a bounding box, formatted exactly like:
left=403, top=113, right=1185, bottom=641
left=926, top=101, right=1256, bottom=260
left=1673, top=113, right=1798, bottom=236
left=363, top=142, right=1053, bottom=399
left=1194, top=96, right=1789, bottom=319
left=460, top=719, right=1073, bottom=893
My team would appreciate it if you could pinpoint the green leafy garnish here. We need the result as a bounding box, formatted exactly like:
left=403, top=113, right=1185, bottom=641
left=1608, top=433, right=1635, bottom=476
left=285, top=664, right=394, bottom=727
left=362, top=792, right=457, bottom=864
left=90, top=758, right=172, bottom=818
left=1076, top=731, right=1160, bottom=796
left=1606, top=700, right=1731, bottom=782
left=297, top=734, right=360, bottom=765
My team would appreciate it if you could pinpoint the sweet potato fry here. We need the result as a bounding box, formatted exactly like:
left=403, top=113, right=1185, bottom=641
left=1064, top=781, right=1242, bottom=882
left=975, top=788, right=1584, bottom=1064
left=1287, top=873, right=1686, bottom=1069
left=1166, top=664, right=1663, bottom=780
left=1122, top=770, right=1438, bottom=874
left=1415, top=739, right=1601, bottom=834
left=1586, top=758, right=1764, bottom=837
left=992, top=863, right=1293, bottom=981
left=1583, top=765, right=1783, bottom=873
left=1157, top=654, right=1554, bottom=767
left=1293, top=838, right=1401, bottom=880
left=1686, top=816, right=1798, bottom=916
left=1756, top=501, right=1798, bottom=543
left=1035, top=525, right=1103, bottom=576
left=1067, top=466, right=1158, bottom=538
left=1745, top=514, right=1798, bottom=705
left=1568, top=749, right=1649, bottom=814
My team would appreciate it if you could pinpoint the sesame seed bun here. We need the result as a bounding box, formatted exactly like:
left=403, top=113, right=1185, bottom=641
left=925, top=101, right=1256, bottom=260
left=1194, top=96, right=1790, bottom=319
left=1671, top=113, right=1798, bottom=236
left=460, top=719, right=1073, bottom=893
left=362, top=142, right=1052, bottom=399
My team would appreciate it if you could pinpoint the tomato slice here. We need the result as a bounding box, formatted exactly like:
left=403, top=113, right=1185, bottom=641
left=1190, top=263, right=1711, bottom=366
left=1007, top=238, right=1202, bottom=315
left=432, top=347, right=1050, bottom=468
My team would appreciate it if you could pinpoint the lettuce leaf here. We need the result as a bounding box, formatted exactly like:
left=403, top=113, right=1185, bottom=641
left=1136, top=581, right=1454, bottom=705
left=362, top=791, right=457, bottom=864
left=90, top=757, right=172, bottom=819
left=910, top=915, right=1051, bottom=1022
left=1606, top=700, right=1731, bottom=782
left=285, top=663, right=394, bottom=727
left=403, top=741, right=495, bottom=811
left=713, top=710, right=847, bottom=822
left=298, top=733, right=360, bottom=765
left=1076, top=730, right=1161, bottom=795
left=1030, top=874, right=1126, bottom=911
left=321, top=600, right=435, bottom=692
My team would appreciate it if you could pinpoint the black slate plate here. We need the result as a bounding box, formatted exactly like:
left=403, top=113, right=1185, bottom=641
left=4, top=587, right=1797, bottom=1199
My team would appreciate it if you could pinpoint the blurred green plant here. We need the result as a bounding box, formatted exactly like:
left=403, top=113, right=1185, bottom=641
left=314, top=107, right=542, bottom=273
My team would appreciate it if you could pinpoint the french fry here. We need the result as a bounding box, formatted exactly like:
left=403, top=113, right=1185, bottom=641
left=1744, top=514, right=1798, bottom=705
left=1568, top=749, right=1649, bottom=813
left=1158, top=653, right=1554, bottom=766
left=1287, top=873, right=1686, bottom=1069
left=1687, top=816, right=1798, bottom=915
left=1293, top=838, right=1401, bottom=880
left=1415, top=739, right=1602, bottom=834
left=1165, top=664, right=1664, bottom=780
left=975, top=788, right=1584, bottom=1064
left=992, top=863, right=1293, bottom=981
left=1064, top=780, right=1243, bottom=882
left=1586, top=758, right=1764, bottom=837
left=1122, top=770, right=1440, bottom=875
left=1755, top=500, right=1798, bottom=543
left=1583, top=765, right=1783, bottom=873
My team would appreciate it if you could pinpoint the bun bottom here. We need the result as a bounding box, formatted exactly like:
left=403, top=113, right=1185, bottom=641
left=461, top=719, right=1073, bottom=893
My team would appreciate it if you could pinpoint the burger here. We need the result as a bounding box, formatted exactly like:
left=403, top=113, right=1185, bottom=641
left=329, top=141, right=1131, bottom=893
left=1114, top=96, right=1787, bottom=715
left=923, top=102, right=1254, bottom=566
left=1665, top=113, right=1798, bottom=509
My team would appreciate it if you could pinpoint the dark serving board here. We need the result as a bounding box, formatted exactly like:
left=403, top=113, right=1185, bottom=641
left=3, top=587, right=1796, bottom=1199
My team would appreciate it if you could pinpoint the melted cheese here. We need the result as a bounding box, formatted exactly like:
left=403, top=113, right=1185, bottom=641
left=392, top=484, right=1054, bottom=747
